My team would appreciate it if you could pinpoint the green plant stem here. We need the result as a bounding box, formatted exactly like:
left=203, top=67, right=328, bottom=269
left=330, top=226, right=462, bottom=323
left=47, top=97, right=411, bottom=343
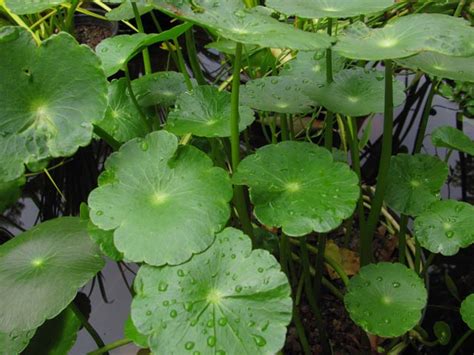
left=454, top=0, right=466, bottom=17
left=149, top=11, right=179, bottom=68
left=64, top=0, right=79, bottom=34
left=292, top=306, right=312, bottom=355
left=313, top=234, right=327, bottom=303
left=173, top=37, right=193, bottom=91
left=69, top=302, right=107, bottom=353
left=87, top=338, right=132, bottom=355
left=413, top=79, right=437, bottom=154
left=324, top=18, right=334, bottom=151
left=347, top=116, right=366, bottom=239
left=280, top=115, right=289, bottom=141
left=279, top=233, right=290, bottom=276
left=230, top=42, right=254, bottom=240
left=185, top=28, right=206, bottom=85
left=93, top=125, right=120, bottom=150
left=449, top=329, right=473, bottom=355
left=362, top=59, right=394, bottom=266
left=131, top=2, right=152, bottom=75
left=124, top=65, right=152, bottom=131
left=415, top=238, right=422, bottom=274
left=398, top=214, right=408, bottom=264
left=3, top=5, right=41, bottom=44
left=243, top=0, right=258, bottom=8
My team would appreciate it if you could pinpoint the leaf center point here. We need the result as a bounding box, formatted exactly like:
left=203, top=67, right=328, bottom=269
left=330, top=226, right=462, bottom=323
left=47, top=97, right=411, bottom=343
left=207, top=289, right=223, bottom=305
left=286, top=182, right=301, bottom=192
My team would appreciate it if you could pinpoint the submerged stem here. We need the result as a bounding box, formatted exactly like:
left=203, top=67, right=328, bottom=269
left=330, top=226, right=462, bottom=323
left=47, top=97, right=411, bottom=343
left=398, top=214, right=408, bottom=264
left=413, top=79, right=437, bottom=154
left=185, top=28, right=206, bottom=85
left=69, top=302, right=107, bottom=353
left=131, top=2, right=152, bottom=75
left=362, top=60, right=394, bottom=265
left=87, top=338, right=132, bottom=355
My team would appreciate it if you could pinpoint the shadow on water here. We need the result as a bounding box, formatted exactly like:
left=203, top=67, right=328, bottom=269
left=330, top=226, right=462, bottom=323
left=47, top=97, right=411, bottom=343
left=1, top=10, right=473, bottom=355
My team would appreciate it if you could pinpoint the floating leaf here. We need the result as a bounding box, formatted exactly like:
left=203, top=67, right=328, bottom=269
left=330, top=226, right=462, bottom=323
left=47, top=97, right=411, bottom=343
left=0, top=27, right=107, bottom=183
left=344, top=262, right=427, bottom=337
left=431, top=126, right=474, bottom=156
left=0, top=329, right=35, bottom=355
left=266, top=0, right=394, bottom=19
left=233, top=141, right=359, bottom=236
left=88, top=220, right=123, bottom=262
left=414, top=200, right=474, bottom=256
left=241, top=76, right=317, bottom=113
left=460, top=294, right=474, bottom=330
left=97, top=78, right=151, bottom=144
left=396, top=52, right=474, bottom=82
left=23, top=307, right=81, bottom=355
left=4, top=0, right=62, bottom=14
left=166, top=85, right=255, bottom=137
left=303, top=68, right=406, bottom=116
left=124, top=316, right=148, bottom=348
left=334, top=14, right=474, bottom=60
left=131, top=227, right=292, bottom=354
left=96, top=22, right=192, bottom=77
left=433, top=321, right=451, bottom=346
left=0, top=217, right=104, bottom=332
left=280, top=50, right=344, bottom=83
left=88, top=131, right=232, bottom=266
left=385, top=154, right=448, bottom=216
left=153, top=1, right=332, bottom=50
left=106, top=1, right=154, bottom=21
left=132, top=71, right=196, bottom=107
left=0, top=176, right=24, bottom=213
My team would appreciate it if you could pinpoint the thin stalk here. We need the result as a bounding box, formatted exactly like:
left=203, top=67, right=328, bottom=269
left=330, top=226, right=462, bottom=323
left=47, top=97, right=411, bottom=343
left=230, top=42, right=254, bottom=240
left=347, top=116, right=367, bottom=238
left=280, top=115, right=289, bottom=141
left=64, top=0, right=79, bottom=34
left=149, top=11, right=179, bottom=68
left=324, top=18, right=334, bottom=150
left=87, top=339, right=132, bottom=355
left=415, top=238, right=422, bottom=274
left=313, top=234, right=327, bottom=302
left=69, top=302, right=107, bottom=352
left=124, top=65, right=152, bottom=131
left=362, top=60, right=394, bottom=265
left=3, top=6, right=41, bottom=44
left=293, top=306, right=312, bottom=355
left=173, top=37, right=193, bottom=91
left=449, top=329, right=473, bottom=355
left=413, top=79, right=437, bottom=154
left=279, top=233, right=289, bottom=276
left=185, top=28, right=206, bottom=85
left=131, top=2, right=152, bottom=75
left=93, top=125, right=121, bottom=151
left=454, top=0, right=467, bottom=17
left=398, top=214, right=408, bottom=264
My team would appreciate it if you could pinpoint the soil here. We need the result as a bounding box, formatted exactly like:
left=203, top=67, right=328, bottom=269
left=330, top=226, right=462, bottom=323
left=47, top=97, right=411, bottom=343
left=74, top=24, right=113, bottom=49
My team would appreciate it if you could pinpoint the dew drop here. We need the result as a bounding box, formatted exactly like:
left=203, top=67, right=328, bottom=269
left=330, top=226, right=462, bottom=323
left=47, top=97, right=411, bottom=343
left=445, top=231, right=454, bottom=239
left=170, top=309, right=178, bottom=318
left=455, top=204, right=464, bottom=213
left=158, top=282, right=168, bottom=292
left=216, top=351, right=226, bottom=355
left=257, top=267, right=264, bottom=273
left=193, top=352, right=201, bottom=355
left=392, top=282, right=401, bottom=288
left=207, top=320, right=213, bottom=328
left=185, top=341, right=195, bottom=350
left=140, top=141, right=149, bottom=151
left=384, top=318, right=391, bottom=324
left=218, top=317, right=228, bottom=326
left=376, top=276, right=383, bottom=282
left=146, top=310, right=152, bottom=316
left=177, top=269, right=185, bottom=277
left=207, top=336, right=216, bottom=347
left=235, top=285, right=243, bottom=293
left=163, top=300, right=169, bottom=306
left=184, top=302, right=193, bottom=312
left=253, top=335, right=267, bottom=347
left=96, top=210, right=103, bottom=216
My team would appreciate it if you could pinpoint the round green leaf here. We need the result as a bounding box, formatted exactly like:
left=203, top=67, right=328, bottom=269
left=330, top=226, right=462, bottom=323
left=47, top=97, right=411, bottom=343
left=280, top=50, right=345, bottom=83
left=344, top=262, right=427, bottom=337
left=124, top=316, right=149, bottom=348
left=233, top=141, right=360, bottom=236
left=431, top=126, right=474, bottom=156
left=96, top=23, right=192, bottom=77
left=433, top=321, right=451, bottom=346
left=334, top=14, right=474, bottom=60
left=0, top=27, right=108, bottom=183
left=241, top=76, right=318, bottom=113
left=97, top=78, right=151, bottom=144
left=385, top=154, right=448, bottom=216
left=0, top=217, right=104, bottom=332
left=460, top=294, right=474, bottom=330
left=23, top=307, right=81, bottom=355
left=166, top=85, right=255, bottom=137
left=88, top=131, right=233, bottom=266
left=131, top=227, right=292, bottom=354
left=303, top=67, right=406, bottom=116
left=0, top=176, right=24, bottom=213
left=106, top=1, right=154, bottom=21
left=0, top=330, right=35, bottom=355
left=4, top=0, right=63, bottom=14
left=153, top=1, right=332, bottom=50
left=88, top=220, right=123, bottom=261
left=132, top=71, right=196, bottom=107
left=414, top=200, right=474, bottom=256
left=266, top=0, right=394, bottom=19
left=397, top=52, right=474, bottom=82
